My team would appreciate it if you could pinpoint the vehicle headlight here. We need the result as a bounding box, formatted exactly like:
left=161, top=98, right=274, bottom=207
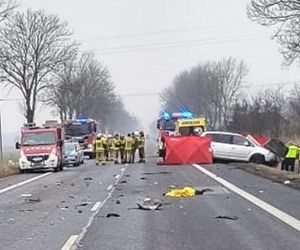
left=48, top=148, right=58, bottom=163
left=19, top=150, right=28, bottom=164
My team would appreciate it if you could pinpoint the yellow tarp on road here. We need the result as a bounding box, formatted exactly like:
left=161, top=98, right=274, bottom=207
left=165, top=186, right=196, bottom=197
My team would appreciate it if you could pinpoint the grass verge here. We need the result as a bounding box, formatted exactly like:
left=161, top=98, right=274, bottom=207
left=232, top=162, right=300, bottom=190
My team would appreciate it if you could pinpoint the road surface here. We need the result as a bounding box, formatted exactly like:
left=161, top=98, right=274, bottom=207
left=0, top=159, right=299, bottom=250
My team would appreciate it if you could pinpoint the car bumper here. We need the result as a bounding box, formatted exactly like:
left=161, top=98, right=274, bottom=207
left=19, top=161, right=58, bottom=170
left=64, top=157, right=77, bottom=165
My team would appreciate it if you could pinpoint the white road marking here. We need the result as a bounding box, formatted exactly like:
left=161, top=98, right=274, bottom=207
left=71, top=168, right=128, bottom=250
left=61, top=235, right=79, bottom=250
left=0, top=172, right=52, bottom=195
left=91, top=201, right=101, bottom=212
left=107, top=184, right=113, bottom=191
left=193, top=164, right=300, bottom=232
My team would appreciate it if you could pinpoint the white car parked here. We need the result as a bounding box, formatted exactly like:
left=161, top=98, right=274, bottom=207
left=202, top=131, right=277, bottom=165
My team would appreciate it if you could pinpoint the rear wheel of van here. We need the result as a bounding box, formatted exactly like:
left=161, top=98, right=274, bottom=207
left=250, top=154, right=265, bottom=165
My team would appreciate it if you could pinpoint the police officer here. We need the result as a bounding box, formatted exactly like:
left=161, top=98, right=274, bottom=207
left=94, top=133, right=106, bottom=166
left=282, top=142, right=299, bottom=172
left=138, top=131, right=146, bottom=163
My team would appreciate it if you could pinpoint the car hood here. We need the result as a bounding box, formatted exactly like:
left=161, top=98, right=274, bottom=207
left=264, top=139, right=288, bottom=158
left=22, top=145, right=55, bottom=155
left=64, top=150, right=76, bottom=157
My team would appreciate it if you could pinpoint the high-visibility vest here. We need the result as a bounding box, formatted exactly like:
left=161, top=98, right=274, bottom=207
left=125, top=137, right=133, bottom=150
left=285, top=145, right=298, bottom=158
left=95, top=139, right=104, bottom=152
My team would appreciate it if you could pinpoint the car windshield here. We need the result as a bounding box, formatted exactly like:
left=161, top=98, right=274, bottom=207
left=22, top=132, right=56, bottom=146
left=64, top=143, right=75, bottom=152
left=64, top=123, right=90, bottom=136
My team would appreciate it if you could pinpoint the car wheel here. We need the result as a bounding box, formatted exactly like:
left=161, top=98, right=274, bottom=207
left=250, top=154, right=265, bottom=164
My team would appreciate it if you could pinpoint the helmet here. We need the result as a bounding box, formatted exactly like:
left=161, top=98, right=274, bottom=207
left=193, top=127, right=203, bottom=135
left=97, top=133, right=102, bottom=138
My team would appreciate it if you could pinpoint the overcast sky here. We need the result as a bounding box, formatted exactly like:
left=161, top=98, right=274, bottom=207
left=1, top=0, right=300, bottom=136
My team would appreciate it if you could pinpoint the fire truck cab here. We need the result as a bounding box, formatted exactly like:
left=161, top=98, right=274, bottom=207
left=63, top=118, right=97, bottom=159
left=16, top=122, right=64, bottom=173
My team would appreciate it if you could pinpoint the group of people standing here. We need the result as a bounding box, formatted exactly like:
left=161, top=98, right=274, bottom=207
left=94, top=131, right=146, bottom=165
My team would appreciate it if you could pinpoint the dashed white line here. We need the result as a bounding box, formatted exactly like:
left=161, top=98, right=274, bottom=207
left=193, top=164, right=300, bottom=232
left=107, top=184, right=113, bottom=191
left=91, top=201, right=101, bottom=212
left=61, top=235, right=79, bottom=250
left=0, top=172, right=52, bottom=195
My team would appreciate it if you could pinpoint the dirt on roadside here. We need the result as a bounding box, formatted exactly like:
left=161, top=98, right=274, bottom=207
left=0, top=164, right=19, bottom=179
left=231, top=162, right=300, bottom=190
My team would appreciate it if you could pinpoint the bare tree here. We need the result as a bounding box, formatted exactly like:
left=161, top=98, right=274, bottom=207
left=248, top=0, right=300, bottom=65
left=213, top=57, right=248, bottom=130
left=0, top=0, right=16, bottom=22
left=47, top=52, right=138, bottom=130
left=0, top=9, right=77, bottom=122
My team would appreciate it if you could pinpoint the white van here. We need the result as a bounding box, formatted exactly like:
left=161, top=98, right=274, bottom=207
left=202, top=131, right=277, bottom=165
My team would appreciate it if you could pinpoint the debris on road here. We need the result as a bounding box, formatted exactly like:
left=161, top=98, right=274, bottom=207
left=116, top=200, right=121, bottom=205
left=284, top=180, right=291, bottom=185
left=84, top=177, right=93, bottom=181
left=259, top=190, right=264, bottom=194
left=114, top=174, right=121, bottom=179
left=120, top=180, right=127, bottom=184
left=164, top=187, right=212, bottom=197
left=25, top=198, right=41, bottom=203
left=140, top=177, right=147, bottom=180
left=74, top=202, right=91, bottom=208
left=136, top=197, right=162, bottom=211
left=215, top=215, right=239, bottom=220
left=106, top=213, right=120, bottom=218
left=21, top=194, right=32, bottom=197
left=19, top=209, right=33, bottom=212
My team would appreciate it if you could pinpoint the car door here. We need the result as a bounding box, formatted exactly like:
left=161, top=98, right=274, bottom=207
left=231, top=135, right=253, bottom=160
left=209, top=133, right=233, bottom=159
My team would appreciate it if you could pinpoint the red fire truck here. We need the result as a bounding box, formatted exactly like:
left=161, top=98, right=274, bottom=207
left=16, top=122, right=64, bottom=173
left=63, top=118, right=98, bottom=159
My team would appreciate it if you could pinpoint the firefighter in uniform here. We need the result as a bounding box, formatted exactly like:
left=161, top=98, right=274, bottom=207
left=138, top=131, right=146, bottom=163
left=131, top=132, right=139, bottom=163
left=119, top=135, right=126, bottom=163
left=113, top=133, right=121, bottom=164
left=94, top=134, right=106, bottom=166
left=107, top=134, right=114, bottom=161
left=124, top=133, right=133, bottom=163
left=104, top=134, right=109, bottom=161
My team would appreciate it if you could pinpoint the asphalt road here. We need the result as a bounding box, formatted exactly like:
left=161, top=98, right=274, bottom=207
left=0, top=159, right=299, bottom=250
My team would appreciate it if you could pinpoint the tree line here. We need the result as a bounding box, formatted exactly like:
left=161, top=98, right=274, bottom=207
left=161, top=0, right=300, bottom=140
left=161, top=57, right=300, bottom=139
left=0, top=1, right=138, bottom=131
